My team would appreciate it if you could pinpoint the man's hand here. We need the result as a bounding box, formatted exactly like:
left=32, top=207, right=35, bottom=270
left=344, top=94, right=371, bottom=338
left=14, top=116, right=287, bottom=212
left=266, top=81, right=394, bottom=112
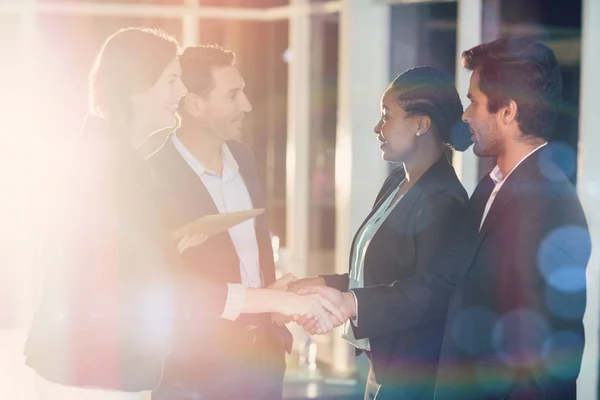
left=287, top=276, right=326, bottom=293
left=268, top=273, right=297, bottom=325
left=296, top=286, right=356, bottom=335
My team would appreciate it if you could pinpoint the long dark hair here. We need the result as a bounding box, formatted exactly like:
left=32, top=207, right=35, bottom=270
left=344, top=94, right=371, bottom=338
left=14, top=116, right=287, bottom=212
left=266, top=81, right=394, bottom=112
left=89, top=27, right=180, bottom=132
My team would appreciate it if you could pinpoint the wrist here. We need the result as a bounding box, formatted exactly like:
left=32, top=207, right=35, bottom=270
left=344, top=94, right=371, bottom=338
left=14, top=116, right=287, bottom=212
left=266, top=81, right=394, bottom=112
left=343, top=291, right=357, bottom=318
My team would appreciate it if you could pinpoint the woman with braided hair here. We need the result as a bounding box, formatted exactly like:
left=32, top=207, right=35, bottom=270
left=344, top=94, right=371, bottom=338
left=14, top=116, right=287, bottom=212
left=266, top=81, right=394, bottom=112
left=288, top=66, right=474, bottom=400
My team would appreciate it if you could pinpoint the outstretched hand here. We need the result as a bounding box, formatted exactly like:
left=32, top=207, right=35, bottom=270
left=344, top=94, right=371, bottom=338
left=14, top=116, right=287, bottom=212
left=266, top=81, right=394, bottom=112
left=269, top=273, right=297, bottom=325
left=296, top=286, right=356, bottom=335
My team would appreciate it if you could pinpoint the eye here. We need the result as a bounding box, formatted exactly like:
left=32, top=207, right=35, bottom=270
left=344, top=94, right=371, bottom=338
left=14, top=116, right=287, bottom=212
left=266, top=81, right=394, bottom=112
left=382, top=114, right=389, bottom=122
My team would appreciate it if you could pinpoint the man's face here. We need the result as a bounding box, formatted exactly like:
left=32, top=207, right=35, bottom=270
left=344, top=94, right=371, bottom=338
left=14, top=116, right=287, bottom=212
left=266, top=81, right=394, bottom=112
left=200, top=65, right=252, bottom=141
left=462, top=69, right=505, bottom=158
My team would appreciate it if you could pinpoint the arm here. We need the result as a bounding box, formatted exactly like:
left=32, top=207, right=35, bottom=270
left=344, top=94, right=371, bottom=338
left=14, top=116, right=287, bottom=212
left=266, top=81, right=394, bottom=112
left=350, top=191, right=474, bottom=339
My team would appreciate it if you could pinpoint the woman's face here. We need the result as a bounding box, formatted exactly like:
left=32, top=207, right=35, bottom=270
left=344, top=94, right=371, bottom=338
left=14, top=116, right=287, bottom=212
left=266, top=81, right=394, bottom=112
left=373, top=89, right=421, bottom=163
left=130, top=57, right=187, bottom=134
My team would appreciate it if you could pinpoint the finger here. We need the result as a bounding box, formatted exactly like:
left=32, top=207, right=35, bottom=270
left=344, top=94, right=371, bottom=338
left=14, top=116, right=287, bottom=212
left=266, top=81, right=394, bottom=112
left=301, top=317, right=319, bottom=331
left=197, top=234, right=209, bottom=244
left=177, top=236, right=191, bottom=252
left=310, top=303, right=333, bottom=332
left=314, top=295, right=345, bottom=322
left=281, top=273, right=297, bottom=284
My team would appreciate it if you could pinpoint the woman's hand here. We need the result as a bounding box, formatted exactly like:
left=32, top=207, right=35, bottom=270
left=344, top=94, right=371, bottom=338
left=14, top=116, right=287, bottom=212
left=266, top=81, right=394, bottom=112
left=268, top=273, right=297, bottom=291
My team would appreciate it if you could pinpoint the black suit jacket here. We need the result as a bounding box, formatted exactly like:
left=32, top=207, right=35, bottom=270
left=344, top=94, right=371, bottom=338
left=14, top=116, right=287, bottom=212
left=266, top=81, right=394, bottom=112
left=146, top=136, right=291, bottom=396
left=24, top=116, right=227, bottom=392
left=434, top=146, right=590, bottom=400
left=322, top=155, right=469, bottom=399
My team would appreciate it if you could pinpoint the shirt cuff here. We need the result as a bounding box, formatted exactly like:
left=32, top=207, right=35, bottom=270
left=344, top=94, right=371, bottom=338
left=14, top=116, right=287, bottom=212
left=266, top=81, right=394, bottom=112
left=350, top=290, right=359, bottom=326
left=220, top=283, right=247, bottom=321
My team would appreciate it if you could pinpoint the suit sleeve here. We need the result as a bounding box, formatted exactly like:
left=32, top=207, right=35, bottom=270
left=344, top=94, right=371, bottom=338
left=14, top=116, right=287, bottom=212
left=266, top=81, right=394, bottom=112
left=321, top=273, right=350, bottom=291
left=350, top=190, right=473, bottom=339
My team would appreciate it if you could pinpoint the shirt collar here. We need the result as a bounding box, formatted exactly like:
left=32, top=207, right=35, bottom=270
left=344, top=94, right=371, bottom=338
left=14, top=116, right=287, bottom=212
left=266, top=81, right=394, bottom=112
left=488, top=142, right=547, bottom=187
left=171, top=132, right=239, bottom=180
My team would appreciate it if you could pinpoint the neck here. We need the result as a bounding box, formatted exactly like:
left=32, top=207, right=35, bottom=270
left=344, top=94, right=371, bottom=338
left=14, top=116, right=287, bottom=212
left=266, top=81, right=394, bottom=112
left=178, top=122, right=224, bottom=173
left=496, top=136, right=546, bottom=177
left=127, top=117, right=154, bottom=151
left=403, top=142, right=444, bottom=185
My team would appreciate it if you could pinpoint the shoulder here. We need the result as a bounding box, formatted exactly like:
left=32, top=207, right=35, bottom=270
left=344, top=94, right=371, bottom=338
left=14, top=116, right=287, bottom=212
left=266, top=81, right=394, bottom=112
left=145, top=133, right=174, bottom=169
left=418, top=158, right=469, bottom=208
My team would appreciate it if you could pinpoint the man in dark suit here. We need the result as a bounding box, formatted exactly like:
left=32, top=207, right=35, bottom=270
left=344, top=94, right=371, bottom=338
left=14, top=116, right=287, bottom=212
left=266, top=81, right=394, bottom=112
left=432, top=37, right=590, bottom=400
left=147, top=45, right=291, bottom=400
left=298, top=38, right=591, bottom=400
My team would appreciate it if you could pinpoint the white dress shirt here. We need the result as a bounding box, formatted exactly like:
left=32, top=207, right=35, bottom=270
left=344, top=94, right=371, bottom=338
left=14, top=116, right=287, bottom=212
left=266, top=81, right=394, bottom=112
left=172, top=133, right=261, bottom=320
left=479, top=143, right=547, bottom=230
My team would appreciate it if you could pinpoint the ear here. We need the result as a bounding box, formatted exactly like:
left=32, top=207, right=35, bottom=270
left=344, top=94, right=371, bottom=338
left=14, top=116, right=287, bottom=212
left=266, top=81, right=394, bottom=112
left=183, top=93, right=208, bottom=118
left=500, top=99, right=518, bottom=125
left=416, top=115, right=432, bottom=136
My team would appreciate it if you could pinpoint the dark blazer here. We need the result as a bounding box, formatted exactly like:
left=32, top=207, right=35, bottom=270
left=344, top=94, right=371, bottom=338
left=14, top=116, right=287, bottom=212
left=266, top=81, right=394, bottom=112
left=24, top=116, right=227, bottom=392
left=146, top=135, right=291, bottom=399
left=322, top=155, right=469, bottom=400
left=434, top=146, right=590, bottom=400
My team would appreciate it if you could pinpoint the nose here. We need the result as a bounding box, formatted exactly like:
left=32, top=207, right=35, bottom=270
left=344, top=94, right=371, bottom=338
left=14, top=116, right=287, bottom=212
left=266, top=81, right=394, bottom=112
left=177, top=78, right=188, bottom=98
left=240, top=92, right=252, bottom=112
left=461, top=107, right=470, bottom=123
left=374, top=120, right=382, bottom=135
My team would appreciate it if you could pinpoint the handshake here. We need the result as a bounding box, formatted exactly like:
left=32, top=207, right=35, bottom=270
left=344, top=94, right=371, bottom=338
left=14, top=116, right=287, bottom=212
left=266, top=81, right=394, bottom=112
left=268, top=274, right=357, bottom=335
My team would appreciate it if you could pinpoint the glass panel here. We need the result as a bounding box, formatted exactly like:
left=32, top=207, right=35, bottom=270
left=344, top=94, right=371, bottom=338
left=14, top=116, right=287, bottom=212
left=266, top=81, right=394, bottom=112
left=36, top=0, right=184, bottom=4
left=307, top=13, right=338, bottom=278
left=197, top=0, right=288, bottom=7
left=0, top=15, right=23, bottom=331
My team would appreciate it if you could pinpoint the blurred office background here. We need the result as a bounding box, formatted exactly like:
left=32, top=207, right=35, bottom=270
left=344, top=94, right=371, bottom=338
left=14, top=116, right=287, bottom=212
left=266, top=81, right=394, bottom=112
left=1, top=0, right=598, bottom=398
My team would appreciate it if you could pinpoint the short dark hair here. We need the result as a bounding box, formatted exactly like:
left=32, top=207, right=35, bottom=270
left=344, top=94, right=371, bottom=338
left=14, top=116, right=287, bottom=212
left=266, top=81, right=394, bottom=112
left=462, top=37, right=562, bottom=140
left=391, top=66, right=472, bottom=152
left=179, top=44, right=236, bottom=97
left=89, top=27, right=179, bottom=130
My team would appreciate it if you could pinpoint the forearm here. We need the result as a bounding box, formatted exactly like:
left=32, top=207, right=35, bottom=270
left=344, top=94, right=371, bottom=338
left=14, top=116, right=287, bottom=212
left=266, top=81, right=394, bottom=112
left=243, top=288, right=290, bottom=314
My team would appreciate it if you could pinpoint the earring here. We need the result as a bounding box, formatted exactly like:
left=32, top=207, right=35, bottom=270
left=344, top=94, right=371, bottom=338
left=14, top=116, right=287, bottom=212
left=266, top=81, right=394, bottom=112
left=416, top=131, right=421, bottom=137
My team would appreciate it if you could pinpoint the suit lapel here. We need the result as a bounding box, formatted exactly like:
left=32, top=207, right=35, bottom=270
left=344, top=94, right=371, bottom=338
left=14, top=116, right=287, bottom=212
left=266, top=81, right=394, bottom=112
left=475, top=149, right=542, bottom=244
left=159, top=136, right=220, bottom=218
left=154, top=136, right=241, bottom=277
left=347, top=167, right=406, bottom=274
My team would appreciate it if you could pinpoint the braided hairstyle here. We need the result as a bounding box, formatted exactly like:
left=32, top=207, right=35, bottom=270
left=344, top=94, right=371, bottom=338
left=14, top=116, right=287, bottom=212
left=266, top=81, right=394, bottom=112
left=390, top=66, right=472, bottom=152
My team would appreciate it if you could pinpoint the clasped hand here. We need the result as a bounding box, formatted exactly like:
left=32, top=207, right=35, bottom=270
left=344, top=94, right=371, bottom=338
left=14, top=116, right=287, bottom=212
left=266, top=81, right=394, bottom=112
left=269, top=274, right=356, bottom=335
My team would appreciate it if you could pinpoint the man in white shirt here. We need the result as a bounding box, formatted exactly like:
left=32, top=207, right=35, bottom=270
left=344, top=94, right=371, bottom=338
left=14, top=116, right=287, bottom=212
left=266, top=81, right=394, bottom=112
left=147, top=45, right=291, bottom=400
left=294, top=38, right=591, bottom=400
